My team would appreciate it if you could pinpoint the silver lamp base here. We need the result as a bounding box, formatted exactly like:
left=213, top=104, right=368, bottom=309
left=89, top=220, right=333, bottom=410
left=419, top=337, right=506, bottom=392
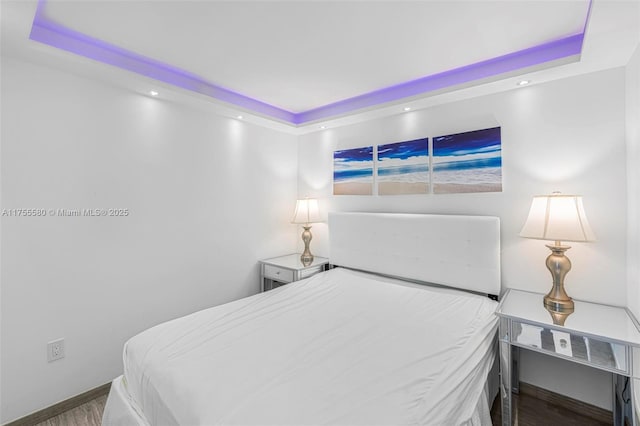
left=545, top=306, right=573, bottom=326
left=300, top=225, right=314, bottom=267
left=543, top=243, right=575, bottom=313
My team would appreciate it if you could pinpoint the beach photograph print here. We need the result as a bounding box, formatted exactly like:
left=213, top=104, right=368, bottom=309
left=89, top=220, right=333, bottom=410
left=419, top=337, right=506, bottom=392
left=432, top=127, right=502, bottom=194
left=333, top=146, right=374, bottom=195
left=377, top=138, right=429, bottom=195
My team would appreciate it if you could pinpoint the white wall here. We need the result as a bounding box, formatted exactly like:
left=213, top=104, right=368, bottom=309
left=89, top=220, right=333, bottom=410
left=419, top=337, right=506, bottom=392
left=0, top=57, right=298, bottom=423
left=627, top=43, right=640, bottom=318
left=298, top=68, right=628, bottom=409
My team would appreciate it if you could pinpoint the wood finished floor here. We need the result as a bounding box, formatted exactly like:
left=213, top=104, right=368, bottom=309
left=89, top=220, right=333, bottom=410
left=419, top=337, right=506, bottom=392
left=33, top=395, right=107, bottom=426
left=490, top=392, right=612, bottom=426
left=34, top=392, right=611, bottom=426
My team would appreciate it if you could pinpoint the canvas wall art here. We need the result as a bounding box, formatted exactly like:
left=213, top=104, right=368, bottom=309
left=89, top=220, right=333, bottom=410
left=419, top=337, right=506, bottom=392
left=432, top=127, right=502, bottom=194
left=377, top=138, right=429, bottom=195
left=333, top=146, right=374, bottom=195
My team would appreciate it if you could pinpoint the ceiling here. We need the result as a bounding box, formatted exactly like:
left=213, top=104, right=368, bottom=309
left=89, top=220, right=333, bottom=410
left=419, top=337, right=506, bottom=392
left=1, top=0, right=639, bottom=131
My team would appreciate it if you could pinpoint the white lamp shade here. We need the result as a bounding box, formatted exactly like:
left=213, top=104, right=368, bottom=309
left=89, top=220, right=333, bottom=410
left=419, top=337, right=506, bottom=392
left=291, top=199, right=321, bottom=224
left=520, top=194, right=596, bottom=242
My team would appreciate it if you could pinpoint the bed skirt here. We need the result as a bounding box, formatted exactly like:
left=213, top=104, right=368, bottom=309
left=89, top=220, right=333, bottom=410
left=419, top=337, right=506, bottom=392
left=102, top=372, right=497, bottom=426
left=102, top=376, right=149, bottom=426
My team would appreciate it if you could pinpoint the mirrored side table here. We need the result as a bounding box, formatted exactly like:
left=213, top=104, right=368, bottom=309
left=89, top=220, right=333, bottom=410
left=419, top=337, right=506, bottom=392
left=259, top=254, right=329, bottom=292
left=496, top=288, right=640, bottom=426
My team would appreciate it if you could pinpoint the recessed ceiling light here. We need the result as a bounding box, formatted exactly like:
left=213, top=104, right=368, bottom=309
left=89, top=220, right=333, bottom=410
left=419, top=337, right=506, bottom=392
left=237, top=115, right=244, bottom=120
left=403, top=107, right=412, bottom=111
left=517, top=80, right=531, bottom=86
left=149, top=90, right=159, bottom=96
left=320, top=125, right=327, bottom=129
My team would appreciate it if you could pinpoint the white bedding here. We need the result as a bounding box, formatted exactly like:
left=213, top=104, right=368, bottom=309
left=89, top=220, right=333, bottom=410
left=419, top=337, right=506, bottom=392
left=117, top=268, right=498, bottom=425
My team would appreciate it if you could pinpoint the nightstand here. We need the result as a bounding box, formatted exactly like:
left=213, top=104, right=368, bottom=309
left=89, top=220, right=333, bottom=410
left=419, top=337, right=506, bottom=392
left=259, top=254, right=330, bottom=292
left=496, top=288, right=640, bottom=426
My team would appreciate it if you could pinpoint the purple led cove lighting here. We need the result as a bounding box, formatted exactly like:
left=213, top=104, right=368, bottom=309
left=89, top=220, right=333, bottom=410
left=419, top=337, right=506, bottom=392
left=29, top=0, right=296, bottom=123
left=29, top=0, right=591, bottom=126
left=294, top=34, right=584, bottom=124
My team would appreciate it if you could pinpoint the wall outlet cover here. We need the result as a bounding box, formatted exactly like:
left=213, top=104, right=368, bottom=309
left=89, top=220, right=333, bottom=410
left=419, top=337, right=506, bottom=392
left=47, top=338, right=65, bottom=362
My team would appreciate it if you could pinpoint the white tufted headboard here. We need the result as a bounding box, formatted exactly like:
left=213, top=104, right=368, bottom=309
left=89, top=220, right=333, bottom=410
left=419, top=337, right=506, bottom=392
left=328, top=212, right=501, bottom=296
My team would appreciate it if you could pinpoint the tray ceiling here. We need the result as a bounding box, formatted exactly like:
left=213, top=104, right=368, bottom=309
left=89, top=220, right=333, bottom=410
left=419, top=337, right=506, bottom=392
left=5, top=0, right=633, bottom=128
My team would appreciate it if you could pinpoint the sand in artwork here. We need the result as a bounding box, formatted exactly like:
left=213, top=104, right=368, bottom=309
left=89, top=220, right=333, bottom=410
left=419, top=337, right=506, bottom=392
left=379, top=182, right=429, bottom=195
left=433, top=183, right=502, bottom=194
left=333, top=182, right=373, bottom=195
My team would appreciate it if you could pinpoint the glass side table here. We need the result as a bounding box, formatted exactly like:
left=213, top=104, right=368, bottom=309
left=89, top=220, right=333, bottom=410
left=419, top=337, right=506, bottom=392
left=259, top=254, right=329, bottom=292
left=496, top=288, right=640, bottom=426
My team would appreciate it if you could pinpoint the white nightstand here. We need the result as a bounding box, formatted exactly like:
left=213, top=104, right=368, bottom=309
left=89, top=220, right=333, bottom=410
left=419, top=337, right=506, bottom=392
left=496, top=288, right=640, bottom=426
left=259, top=254, right=330, bottom=292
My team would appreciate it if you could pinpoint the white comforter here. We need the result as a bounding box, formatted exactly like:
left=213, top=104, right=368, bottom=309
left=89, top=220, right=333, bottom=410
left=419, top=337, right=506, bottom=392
left=122, top=268, right=498, bottom=425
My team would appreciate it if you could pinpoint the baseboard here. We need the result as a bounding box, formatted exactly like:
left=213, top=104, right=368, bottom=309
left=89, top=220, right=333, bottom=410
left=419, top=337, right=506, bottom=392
left=519, top=381, right=612, bottom=424
left=4, top=382, right=111, bottom=426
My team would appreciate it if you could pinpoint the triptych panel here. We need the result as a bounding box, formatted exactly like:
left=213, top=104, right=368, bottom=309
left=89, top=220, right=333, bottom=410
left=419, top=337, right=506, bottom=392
left=333, top=127, right=501, bottom=195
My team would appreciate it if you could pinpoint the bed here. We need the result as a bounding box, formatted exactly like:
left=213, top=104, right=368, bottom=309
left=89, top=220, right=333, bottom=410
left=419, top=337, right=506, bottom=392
left=102, top=212, right=501, bottom=426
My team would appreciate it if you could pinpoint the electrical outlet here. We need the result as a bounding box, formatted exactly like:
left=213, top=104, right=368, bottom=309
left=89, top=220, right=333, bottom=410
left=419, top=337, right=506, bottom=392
left=47, top=338, right=65, bottom=362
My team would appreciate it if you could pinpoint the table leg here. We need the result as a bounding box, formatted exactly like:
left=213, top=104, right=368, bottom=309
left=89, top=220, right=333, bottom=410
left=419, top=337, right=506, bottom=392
left=500, top=340, right=512, bottom=426
left=614, top=374, right=637, bottom=426
left=632, top=377, right=638, bottom=426
left=512, top=346, right=520, bottom=394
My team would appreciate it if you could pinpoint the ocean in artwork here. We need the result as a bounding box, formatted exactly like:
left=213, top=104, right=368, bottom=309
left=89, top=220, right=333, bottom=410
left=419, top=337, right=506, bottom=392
left=377, top=138, right=429, bottom=195
left=432, top=127, right=502, bottom=194
left=333, top=146, right=374, bottom=195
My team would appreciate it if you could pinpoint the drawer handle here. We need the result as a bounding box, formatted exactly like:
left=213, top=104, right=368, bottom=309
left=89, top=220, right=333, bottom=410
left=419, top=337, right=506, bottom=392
left=276, top=271, right=280, bottom=275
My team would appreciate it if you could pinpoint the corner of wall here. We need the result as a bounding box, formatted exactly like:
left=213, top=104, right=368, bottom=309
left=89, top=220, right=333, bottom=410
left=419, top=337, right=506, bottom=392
left=626, top=42, right=640, bottom=318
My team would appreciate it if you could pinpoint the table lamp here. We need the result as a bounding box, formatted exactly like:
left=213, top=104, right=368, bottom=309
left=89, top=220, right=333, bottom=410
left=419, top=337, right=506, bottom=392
left=519, top=192, right=596, bottom=313
left=291, top=198, right=321, bottom=266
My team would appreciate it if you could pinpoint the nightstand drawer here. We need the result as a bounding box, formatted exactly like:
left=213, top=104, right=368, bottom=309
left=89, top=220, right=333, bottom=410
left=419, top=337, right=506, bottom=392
left=512, top=321, right=628, bottom=374
left=263, top=264, right=294, bottom=283
left=299, top=265, right=323, bottom=279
